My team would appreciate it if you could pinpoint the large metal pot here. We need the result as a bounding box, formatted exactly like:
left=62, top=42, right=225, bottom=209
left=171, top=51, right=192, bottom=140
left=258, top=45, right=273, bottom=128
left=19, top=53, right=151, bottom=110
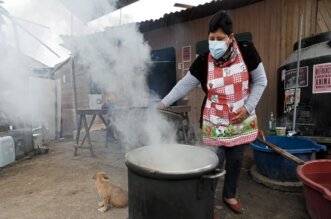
left=125, top=144, right=225, bottom=219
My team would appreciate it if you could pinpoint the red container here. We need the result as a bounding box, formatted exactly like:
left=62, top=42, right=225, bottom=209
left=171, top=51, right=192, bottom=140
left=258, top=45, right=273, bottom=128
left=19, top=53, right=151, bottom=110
left=297, top=160, right=331, bottom=219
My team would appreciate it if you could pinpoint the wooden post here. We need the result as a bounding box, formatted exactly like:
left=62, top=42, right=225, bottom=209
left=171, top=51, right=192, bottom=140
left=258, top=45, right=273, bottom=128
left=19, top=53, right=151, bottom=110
left=71, top=55, right=78, bottom=112
left=292, top=14, right=304, bottom=132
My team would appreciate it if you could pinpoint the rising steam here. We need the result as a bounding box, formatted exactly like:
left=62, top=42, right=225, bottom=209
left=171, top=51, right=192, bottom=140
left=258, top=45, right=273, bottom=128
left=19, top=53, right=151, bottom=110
left=1, top=0, right=178, bottom=146
left=63, top=21, right=178, bottom=149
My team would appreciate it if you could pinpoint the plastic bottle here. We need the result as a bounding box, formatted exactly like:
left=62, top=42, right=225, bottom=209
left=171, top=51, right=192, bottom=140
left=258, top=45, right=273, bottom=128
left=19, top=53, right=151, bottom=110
left=268, top=112, right=276, bottom=135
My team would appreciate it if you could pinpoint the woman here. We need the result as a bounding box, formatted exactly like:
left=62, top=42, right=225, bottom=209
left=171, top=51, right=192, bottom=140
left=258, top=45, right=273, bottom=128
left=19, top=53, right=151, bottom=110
left=157, top=11, right=267, bottom=214
left=101, top=89, right=117, bottom=109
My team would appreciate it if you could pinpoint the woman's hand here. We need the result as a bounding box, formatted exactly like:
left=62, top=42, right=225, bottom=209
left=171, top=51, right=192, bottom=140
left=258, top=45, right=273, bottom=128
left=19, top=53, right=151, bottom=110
left=101, top=102, right=107, bottom=109
left=230, top=107, right=249, bottom=124
left=155, top=102, right=166, bottom=109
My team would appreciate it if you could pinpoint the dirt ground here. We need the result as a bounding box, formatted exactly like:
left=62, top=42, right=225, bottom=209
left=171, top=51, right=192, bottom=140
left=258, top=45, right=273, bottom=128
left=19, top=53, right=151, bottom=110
left=0, top=130, right=309, bottom=219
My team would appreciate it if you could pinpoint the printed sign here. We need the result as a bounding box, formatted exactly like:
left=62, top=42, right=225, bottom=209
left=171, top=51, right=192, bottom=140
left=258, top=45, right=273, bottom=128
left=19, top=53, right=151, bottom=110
left=182, top=46, right=191, bottom=62
left=89, top=94, right=102, bottom=109
left=313, top=63, right=331, bottom=94
left=284, top=66, right=308, bottom=89
left=284, top=89, right=301, bottom=113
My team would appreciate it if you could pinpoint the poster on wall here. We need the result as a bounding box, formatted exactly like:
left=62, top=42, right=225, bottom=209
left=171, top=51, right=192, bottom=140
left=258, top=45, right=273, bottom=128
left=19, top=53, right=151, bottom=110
left=284, top=88, right=301, bottom=113
left=313, top=63, right=331, bottom=94
left=182, top=46, right=191, bottom=62
left=284, top=66, right=308, bottom=89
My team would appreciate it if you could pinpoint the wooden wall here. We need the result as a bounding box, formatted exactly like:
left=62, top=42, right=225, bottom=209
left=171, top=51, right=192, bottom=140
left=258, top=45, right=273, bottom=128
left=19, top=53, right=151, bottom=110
left=316, top=0, right=331, bottom=33
left=144, top=16, right=213, bottom=136
left=231, top=1, right=282, bottom=133
left=55, top=60, right=76, bottom=137
left=280, top=0, right=318, bottom=63
left=279, top=0, right=331, bottom=61
left=73, top=59, right=91, bottom=109
left=57, top=0, right=330, bottom=137
left=144, top=1, right=282, bottom=134
left=143, top=0, right=331, bottom=136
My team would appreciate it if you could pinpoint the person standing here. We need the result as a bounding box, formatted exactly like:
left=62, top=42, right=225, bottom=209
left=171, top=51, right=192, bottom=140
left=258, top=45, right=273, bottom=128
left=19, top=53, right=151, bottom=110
left=157, top=11, right=267, bottom=214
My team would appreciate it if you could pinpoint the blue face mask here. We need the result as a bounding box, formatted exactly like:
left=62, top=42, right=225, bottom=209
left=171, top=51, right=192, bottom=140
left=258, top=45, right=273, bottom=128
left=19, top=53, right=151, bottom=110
left=209, top=40, right=228, bottom=60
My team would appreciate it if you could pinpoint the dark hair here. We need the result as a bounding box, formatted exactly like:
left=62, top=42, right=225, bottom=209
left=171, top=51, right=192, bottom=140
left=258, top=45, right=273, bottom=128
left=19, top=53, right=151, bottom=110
left=208, top=11, right=233, bottom=35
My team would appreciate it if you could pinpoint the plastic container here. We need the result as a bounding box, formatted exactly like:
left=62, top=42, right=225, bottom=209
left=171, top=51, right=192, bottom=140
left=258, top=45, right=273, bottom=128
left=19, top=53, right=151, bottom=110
left=8, top=129, right=34, bottom=159
left=277, top=31, right=331, bottom=137
left=250, top=136, right=326, bottom=181
left=297, top=160, right=331, bottom=219
left=33, top=133, right=43, bottom=149
left=275, top=127, right=286, bottom=136
left=0, top=136, right=15, bottom=167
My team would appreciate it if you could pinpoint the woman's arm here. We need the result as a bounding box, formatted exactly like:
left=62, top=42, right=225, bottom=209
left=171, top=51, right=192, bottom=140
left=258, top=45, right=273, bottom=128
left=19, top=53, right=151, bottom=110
left=161, top=71, right=200, bottom=107
left=244, top=63, right=268, bottom=114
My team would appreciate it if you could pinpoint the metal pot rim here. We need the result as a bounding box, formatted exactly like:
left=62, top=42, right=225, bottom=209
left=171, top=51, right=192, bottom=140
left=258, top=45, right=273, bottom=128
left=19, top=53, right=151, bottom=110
left=125, top=144, right=219, bottom=178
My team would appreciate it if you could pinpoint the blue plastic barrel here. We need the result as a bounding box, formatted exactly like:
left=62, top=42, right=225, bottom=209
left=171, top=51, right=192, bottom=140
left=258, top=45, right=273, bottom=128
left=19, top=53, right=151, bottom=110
left=250, top=136, right=326, bottom=181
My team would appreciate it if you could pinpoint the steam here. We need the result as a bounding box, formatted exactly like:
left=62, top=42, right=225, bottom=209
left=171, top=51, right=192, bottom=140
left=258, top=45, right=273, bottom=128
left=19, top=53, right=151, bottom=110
left=0, top=48, right=31, bottom=124
left=0, top=0, right=107, bottom=136
left=71, top=24, right=151, bottom=106
left=0, top=0, right=80, bottom=137
left=60, top=4, right=178, bottom=148
left=1, top=0, right=178, bottom=146
left=3, top=0, right=89, bottom=66
left=0, top=45, right=55, bottom=132
left=65, top=21, right=178, bottom=149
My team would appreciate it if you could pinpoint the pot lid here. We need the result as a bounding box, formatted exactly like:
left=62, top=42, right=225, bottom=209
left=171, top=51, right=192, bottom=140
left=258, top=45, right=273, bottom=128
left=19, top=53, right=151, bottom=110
left=125, top=144, right=219, bottom=176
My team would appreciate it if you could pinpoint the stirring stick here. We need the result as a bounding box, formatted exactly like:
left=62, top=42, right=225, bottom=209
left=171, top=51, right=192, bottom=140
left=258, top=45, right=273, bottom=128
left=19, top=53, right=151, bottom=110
left=259, top=130, right=268, bottom=149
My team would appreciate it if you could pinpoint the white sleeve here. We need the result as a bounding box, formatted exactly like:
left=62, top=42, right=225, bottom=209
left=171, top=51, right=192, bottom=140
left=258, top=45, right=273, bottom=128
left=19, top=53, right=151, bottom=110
left=161, top=71, right=200, bottom=107
left=244, top=63, right=268, bottom=114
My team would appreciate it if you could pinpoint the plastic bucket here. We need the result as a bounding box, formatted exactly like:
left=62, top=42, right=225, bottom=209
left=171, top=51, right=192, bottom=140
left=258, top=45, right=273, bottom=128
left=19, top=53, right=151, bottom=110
left=250, top=136, right=326, bottom=181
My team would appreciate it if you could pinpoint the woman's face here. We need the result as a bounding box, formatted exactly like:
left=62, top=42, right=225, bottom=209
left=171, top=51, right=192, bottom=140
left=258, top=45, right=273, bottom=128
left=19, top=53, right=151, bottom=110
left=208, top=28, right=233, bottom=47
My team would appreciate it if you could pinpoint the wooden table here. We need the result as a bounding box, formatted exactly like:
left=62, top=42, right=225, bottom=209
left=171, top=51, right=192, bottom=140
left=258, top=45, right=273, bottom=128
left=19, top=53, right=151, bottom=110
left=74, top=109, right=109, bottom=156
left=74, top=106, right=191, bottom=156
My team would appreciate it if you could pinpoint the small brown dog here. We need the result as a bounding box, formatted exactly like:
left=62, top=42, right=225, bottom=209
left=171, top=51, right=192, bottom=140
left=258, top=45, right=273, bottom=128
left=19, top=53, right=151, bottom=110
left=93, top=172, right=128, bottom=212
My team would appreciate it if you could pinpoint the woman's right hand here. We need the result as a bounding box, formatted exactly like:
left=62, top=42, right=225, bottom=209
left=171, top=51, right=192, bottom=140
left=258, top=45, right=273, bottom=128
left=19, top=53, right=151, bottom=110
left=155, top=102, right=166, bottom=109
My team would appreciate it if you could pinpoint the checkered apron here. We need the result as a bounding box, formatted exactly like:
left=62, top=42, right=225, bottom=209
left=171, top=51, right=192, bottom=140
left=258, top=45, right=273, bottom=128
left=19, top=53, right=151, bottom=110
left=202, top=41, right=258, bottom=147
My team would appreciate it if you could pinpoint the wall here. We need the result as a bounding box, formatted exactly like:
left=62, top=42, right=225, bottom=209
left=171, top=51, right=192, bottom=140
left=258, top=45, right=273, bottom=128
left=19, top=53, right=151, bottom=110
left=54, top=59, right=76, bottom=137
left=144, top=1, right=281, bottom=135
left=143, top=0, right=330, bottom=136
left=144, top=16, right=212, bottom=136
left=55, top=57, right=104, bottom=137
left=280, top=0, right=318, bottom=63
left=58, top=0, right=330, bottom=138
left=28, top=77, right=57, bottom=139
left=316, top=0, right=331, bottom=33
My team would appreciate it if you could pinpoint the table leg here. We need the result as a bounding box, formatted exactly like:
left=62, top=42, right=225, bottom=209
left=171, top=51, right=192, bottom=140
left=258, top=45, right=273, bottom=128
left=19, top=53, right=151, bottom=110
left=74, top=115, right=83, bottom=156
left=80, top=114, right=97, bottom=146
left=99, top=114, right=110, bottom=148
left=98, top=114, right=108, bottom=127
left=182, top=121, right=188, bottom=144
left=82, top=115, right=95, bottom=156
left=185, top=115, right=195, bottom=144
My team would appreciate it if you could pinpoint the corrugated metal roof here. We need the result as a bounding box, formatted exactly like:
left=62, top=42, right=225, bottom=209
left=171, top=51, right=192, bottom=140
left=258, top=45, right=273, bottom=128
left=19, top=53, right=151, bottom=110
left=138, top=0, right=263, bottom=33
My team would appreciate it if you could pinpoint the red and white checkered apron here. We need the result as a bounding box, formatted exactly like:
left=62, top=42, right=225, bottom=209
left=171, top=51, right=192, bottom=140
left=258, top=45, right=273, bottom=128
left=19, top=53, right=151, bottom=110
left=202, top=41, right=258, bottom=147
